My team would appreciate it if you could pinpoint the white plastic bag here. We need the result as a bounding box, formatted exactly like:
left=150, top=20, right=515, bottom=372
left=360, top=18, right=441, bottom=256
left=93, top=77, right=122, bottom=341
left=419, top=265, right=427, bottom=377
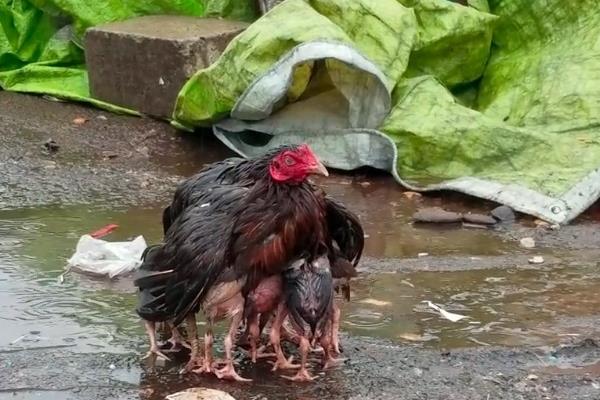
left=66, top=234, right=147, bottom=278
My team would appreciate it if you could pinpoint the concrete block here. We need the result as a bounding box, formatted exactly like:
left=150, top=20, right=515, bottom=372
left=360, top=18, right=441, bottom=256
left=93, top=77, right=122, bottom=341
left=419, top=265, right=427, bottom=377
left=85, top=16, right=249, bottom=119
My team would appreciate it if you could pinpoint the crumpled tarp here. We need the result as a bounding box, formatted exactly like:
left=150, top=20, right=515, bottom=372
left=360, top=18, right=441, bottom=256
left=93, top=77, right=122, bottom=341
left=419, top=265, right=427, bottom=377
left=176, top=0, right=600, bottom=224
left=2, top=0, right=600, bottom=224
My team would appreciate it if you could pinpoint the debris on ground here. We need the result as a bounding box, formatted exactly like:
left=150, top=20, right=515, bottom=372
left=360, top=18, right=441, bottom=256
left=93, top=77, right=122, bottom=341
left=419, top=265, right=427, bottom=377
left=462, top=222, right=489, bottom=229
left=520, top=237, right=536, bottom=248
left=90, top=224, right=119, bottom=239
left=423, top=301, right=468, bottom=322
left=166, top=388, right=236, bottom=400
left=65, top=234, right=147, bottom=278
left=529, top=256, right=544, bottom=264
left=43, top=138, right=60, bottom=153
left=359, top=298, right=391, bottom=307
left=402, top=191, right=423, bottom=200
left=72, top=117, right=88, bottom=125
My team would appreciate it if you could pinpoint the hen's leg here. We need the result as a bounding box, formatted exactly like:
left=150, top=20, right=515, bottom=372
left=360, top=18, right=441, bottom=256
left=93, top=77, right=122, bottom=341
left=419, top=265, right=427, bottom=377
left=283, top=336, right=315, bottom=381
left=142, top=320, right=170, bottom=361
left=215, top=310, right=250, bottom=382
left=269, top=303, right=300, bottom=371
left=180, top=314, right=202, bottom=373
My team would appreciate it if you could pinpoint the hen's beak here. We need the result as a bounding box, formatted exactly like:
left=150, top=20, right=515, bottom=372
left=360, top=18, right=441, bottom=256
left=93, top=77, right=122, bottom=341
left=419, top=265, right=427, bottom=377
left=310, top=160, right=329, bottom=177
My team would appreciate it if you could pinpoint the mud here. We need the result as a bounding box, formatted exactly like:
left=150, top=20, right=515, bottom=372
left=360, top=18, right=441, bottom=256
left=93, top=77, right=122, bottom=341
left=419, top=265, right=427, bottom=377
left=1, top=92, right=600, bottom=400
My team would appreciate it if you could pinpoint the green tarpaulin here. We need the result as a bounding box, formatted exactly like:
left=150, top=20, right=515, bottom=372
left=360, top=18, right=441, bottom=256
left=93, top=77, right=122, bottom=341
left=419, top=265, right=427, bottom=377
left=2, top=0, right=600, bottom=224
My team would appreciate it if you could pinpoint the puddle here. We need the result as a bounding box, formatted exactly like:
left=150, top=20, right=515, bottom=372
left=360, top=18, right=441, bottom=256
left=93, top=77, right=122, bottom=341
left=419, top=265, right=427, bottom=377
left=343, top=264, right=600, bottom=348
left=1, top=170, right=599, bottom=396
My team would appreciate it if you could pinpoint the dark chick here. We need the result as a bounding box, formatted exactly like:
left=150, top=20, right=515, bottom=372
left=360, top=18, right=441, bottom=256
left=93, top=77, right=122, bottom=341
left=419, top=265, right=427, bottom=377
left=134, top=144, right=331, bottom=381
left=268, top=253, right=337, bottom=382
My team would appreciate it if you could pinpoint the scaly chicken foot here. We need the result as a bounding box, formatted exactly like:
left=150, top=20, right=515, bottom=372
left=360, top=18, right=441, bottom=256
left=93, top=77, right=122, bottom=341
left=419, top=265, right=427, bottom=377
left=191, top=328, right=214, bottom=375
left=163, top=322, right=192, bottom=353
left=281, top=337, right=315, bottom=382
left=331, top=303, right=342, bottom=354
left=214, top=311, right=251, bottom=381
left=142, top=320, right=171, bottom=361
left=268, top=304, right=301, bottom=371
left=180, top=315, right=204, bottom=374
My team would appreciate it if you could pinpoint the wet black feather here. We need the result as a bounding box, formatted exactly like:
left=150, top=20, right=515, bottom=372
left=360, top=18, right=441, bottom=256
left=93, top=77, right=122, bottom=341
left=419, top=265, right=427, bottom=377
left=284, top=253, right=334, bottom=337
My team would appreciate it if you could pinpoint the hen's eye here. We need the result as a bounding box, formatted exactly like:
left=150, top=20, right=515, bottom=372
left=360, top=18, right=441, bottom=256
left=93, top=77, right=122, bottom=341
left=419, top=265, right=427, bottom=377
left=284, top=156, right=295, bottom=166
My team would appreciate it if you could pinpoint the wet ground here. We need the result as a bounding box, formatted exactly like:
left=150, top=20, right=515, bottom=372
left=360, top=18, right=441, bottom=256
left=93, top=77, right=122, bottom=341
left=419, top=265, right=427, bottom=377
left=1, top=91, right=600, bottom=400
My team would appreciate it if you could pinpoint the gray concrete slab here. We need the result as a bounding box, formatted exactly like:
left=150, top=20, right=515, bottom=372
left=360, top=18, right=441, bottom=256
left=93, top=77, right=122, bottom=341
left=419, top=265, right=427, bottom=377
left=85, top=16, right=248, bottom=119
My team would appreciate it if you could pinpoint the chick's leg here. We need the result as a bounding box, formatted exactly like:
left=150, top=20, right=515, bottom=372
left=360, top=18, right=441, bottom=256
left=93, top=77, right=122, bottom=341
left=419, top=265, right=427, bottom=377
left=283, top=335, right=315, bottom=382
left=331, top=303, right=342, bottom=354
left=269, top=303, right=300, bottom=371
left=142, top=320, right=170, bottom=361
left=165, top=321, right=192, bottom=353
left=248, top=313, right=260, bottom=363
left=321, top=322, right=346, bottom=369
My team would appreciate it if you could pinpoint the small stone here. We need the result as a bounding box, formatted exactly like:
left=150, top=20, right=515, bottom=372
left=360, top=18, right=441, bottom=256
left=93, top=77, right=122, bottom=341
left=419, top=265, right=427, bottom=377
left=102, top=151, right=119, bottom=160
left=413, top=367, right=423, bottom=377
left=73, top=117, right=88, bottom=125
left=166, top=387, right=236, bottom=400
left=527, top=374, right=539, bottom=381
left=137, top=146, right=150, bottom=157
left=402, top=191, right=422, bottom=200
left=463, top=213, right=497, bottom=225
left=529, top=256, right=544, bottom=264
left=109, top=364, right=116, bottom=370
left=413, top=207, right=462, bottom=223
left=520, top=237, right=536, bottom=248
left=491, top=205, right=516, bottom=222
left=97, top=115, right=108, bottom=120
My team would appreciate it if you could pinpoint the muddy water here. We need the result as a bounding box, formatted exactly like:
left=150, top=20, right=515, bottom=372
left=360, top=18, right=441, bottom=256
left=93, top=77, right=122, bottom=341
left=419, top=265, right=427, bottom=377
left=1, top=170, right=599, bottom=397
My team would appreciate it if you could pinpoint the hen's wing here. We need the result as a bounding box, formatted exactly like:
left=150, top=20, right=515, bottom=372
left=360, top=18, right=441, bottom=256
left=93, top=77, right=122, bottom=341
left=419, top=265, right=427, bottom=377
left=163, top=184, right=250, bottom=326
left=162, top=157, right=247, bottom=235
left=324, top=196, right=364, bottom=268
left=134, top=183, right=249, bottom=324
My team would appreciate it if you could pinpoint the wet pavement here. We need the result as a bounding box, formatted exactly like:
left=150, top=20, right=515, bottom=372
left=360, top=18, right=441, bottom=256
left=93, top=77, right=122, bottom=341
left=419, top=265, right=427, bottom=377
left=1, top=92, right=600, bottom=400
